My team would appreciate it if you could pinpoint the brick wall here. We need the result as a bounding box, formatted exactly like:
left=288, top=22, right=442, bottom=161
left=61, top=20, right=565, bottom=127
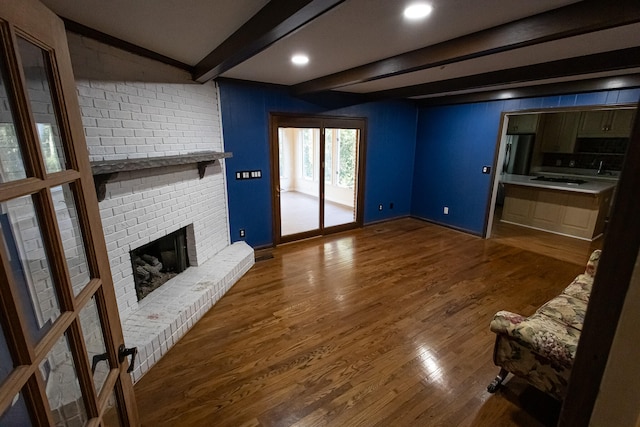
left=67, top=33, right=231, bottom=317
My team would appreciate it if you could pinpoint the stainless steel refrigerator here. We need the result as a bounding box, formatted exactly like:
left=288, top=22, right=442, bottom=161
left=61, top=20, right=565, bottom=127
left=503, top=134, right=535, bottom=175
left=497, top=134, right=535, bottom=206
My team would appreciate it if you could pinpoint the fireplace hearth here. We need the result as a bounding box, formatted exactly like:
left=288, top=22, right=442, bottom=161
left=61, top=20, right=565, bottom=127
left=131, top=227, right=189, bottom=301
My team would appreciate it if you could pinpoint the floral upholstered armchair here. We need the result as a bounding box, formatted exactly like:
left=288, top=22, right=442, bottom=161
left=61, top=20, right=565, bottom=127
left=487, top=249, right=601, bottom=400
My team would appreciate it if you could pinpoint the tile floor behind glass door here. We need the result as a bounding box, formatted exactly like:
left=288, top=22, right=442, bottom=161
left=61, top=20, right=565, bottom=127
left=280, top=191, right=354, bottom=236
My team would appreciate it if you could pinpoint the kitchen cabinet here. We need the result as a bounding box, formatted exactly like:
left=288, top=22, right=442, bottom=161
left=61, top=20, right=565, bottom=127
left=577, top=109, right=636, bottom=138
left=539, top=112, right=580, bottom=153
left=507, top=114, right=539, bottom=134
left=501, top=183, right=614, bottom=240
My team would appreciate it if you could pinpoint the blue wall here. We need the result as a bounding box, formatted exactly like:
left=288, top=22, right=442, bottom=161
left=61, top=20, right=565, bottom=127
left=219, top=77, right=639, bottom=246
left=412, top=89, right=640, bottom=235
left=219, top=80, right=418, bottom=247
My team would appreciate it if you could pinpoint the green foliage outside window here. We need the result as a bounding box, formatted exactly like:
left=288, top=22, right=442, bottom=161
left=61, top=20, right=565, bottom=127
left=337, top=129, right=357, bottom=188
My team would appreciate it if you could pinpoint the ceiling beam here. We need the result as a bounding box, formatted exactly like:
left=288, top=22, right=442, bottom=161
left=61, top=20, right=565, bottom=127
left=193, top=0, right=346, bottom=83
left=367, top=47, right=640, bottom=100
left=414, top=74, right=640, bottom=107
left=292, top=0, right=640, bottom=95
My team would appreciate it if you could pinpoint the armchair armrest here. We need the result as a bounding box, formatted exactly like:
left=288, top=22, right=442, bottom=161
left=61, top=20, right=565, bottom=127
left=490, top=310, right=579, bottom=369
left=489, top=310, right=527, bottom=335
left=584, top=249, right=601, bottom=277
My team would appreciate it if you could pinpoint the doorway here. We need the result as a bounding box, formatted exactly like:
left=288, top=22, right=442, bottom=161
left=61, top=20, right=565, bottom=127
left=270, top=115, right=366, bottom=244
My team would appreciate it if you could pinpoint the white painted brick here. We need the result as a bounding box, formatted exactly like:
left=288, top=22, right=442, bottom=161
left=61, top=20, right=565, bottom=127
left=115, top=145, right=137, bottom=154
left=96, top=118, right=122, bottom=128
left=120, top=103, right=142, bottom=113
left=70, top=34, right=245, bottom=383
left=116, top=84, right=138, bottom=96
left=85, top=127, right=112, bottom=137
left=113, top=128, right=135, bottom=137
left=122, top=120, right=143, bottom=129
left=93, top=99, right=120, bottom=110
left=81, top=107, right=104, bottom=118
left=134, top=129, right=154, bottom=138
left=105, top=92, right=128, bottom=102
left=108, top=110, right=133, bottom=120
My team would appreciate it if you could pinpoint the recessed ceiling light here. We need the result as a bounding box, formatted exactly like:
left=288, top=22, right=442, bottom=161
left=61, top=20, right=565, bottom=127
left=607, top=79, right=624, bottom=88
left=404, top=3, right=433, bottom=20
left=291, top=54, right=309, bottom=65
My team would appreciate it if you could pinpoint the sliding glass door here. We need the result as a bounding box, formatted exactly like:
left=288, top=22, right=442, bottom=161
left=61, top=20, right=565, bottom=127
left=278, top=126, right=321, bottom=236
left=324, top=127, right=359, bottom=228
left=271, top=115, right=365, bottom=244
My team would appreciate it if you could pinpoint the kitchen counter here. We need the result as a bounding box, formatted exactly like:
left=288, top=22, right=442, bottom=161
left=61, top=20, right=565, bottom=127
left=501, top=174, right=616, bottom=194
left=532, top=169, right=619, bottom=182
left=500, top=174, right=615, bottom=241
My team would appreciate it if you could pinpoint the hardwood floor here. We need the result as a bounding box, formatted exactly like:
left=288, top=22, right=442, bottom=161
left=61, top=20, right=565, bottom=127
left=134, top=218, right=596, bottom=426
left=489, top=207, right=603, bottom=266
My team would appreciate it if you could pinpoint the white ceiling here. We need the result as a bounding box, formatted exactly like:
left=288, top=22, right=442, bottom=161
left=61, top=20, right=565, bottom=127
left=39, top=0, right=640, bottom=101
left=221, top=0, right=581, bottom=85
left=40, top=0, right=270, bottom=65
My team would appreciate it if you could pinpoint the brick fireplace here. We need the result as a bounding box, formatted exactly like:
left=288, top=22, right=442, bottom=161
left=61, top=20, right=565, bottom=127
left=69, top=33, right=254, bottom=381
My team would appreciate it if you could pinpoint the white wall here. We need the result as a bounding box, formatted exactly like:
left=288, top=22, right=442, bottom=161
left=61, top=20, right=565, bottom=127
left=67, top=33, right=230, bottom=317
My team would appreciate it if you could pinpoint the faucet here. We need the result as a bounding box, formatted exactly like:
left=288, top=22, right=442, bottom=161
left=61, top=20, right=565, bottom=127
left=596, top=160, right=613, bottom=176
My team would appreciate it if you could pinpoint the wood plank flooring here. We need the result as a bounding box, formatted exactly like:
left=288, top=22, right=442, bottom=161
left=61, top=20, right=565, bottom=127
left=490, top=207, right=603, bottom=266
left=134, top=218, right=596, bottom=426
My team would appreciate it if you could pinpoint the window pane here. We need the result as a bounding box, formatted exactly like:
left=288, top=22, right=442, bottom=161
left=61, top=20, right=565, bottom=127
left=0, top=195, right=61, bottom=343
left=324, top=130, right=333, bottom=184
left=325, top=128, right=357, bottom=228
left=280, top=127, right=320, bottom=236
left=17, top=37, right=66, bottom=173
left=337, top=129, right=357, bottom=188
left=51, top=184, right=90, bottom=296
left=0, top=390, right=34, bottom=426
left=41, top=332, right=88, bottom=426
left=79, top=296, right=109, bottom=394
left=0, top=55, right=27, bottom=183
left=102, top=390, right=123, bottom=427
left=302, top=129, right=313, bottom=180
left=0, top=321, right=13, bottom=386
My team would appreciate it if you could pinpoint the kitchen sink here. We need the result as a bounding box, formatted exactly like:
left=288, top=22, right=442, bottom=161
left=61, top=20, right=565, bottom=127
left=531, top=176, right=588, bottom=185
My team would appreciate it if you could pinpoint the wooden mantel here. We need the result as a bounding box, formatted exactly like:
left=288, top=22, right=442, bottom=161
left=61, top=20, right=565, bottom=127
left=90, top=151, right=232, bottom=201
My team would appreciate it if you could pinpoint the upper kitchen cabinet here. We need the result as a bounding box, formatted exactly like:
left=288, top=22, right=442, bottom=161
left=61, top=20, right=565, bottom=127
left=578, top=109, right=636, bottom=138
left=507, top=114, right=539, bottom=134
left=540, top=112, right=581, bottom=153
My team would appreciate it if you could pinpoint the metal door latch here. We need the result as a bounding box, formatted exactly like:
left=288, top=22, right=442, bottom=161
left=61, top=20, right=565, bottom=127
left=91, top=352, right=108, bottom=374
left=118, top=344, right=138, bottom=373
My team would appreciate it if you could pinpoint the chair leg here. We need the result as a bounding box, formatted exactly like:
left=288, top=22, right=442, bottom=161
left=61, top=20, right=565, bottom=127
left=487, top=368, right=509, bottom=393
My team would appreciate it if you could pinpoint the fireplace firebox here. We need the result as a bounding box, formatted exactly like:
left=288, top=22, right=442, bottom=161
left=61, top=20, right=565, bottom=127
left=130, top=227, right=189, bottom=301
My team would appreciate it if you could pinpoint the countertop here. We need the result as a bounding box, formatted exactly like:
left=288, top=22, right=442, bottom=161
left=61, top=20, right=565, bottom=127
left=501, top=174, right=617, bottom=194
left=531, top=168, right=620, bottom=182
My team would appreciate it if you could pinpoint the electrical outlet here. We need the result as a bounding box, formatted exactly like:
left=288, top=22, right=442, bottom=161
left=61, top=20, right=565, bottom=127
left=378, top=204, right=383, bottom=211
left=443, top=206, right=449, bottom=215
left=239, top=229, right=245, bottom=238
left=482, top=166, right=491, bottom=174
